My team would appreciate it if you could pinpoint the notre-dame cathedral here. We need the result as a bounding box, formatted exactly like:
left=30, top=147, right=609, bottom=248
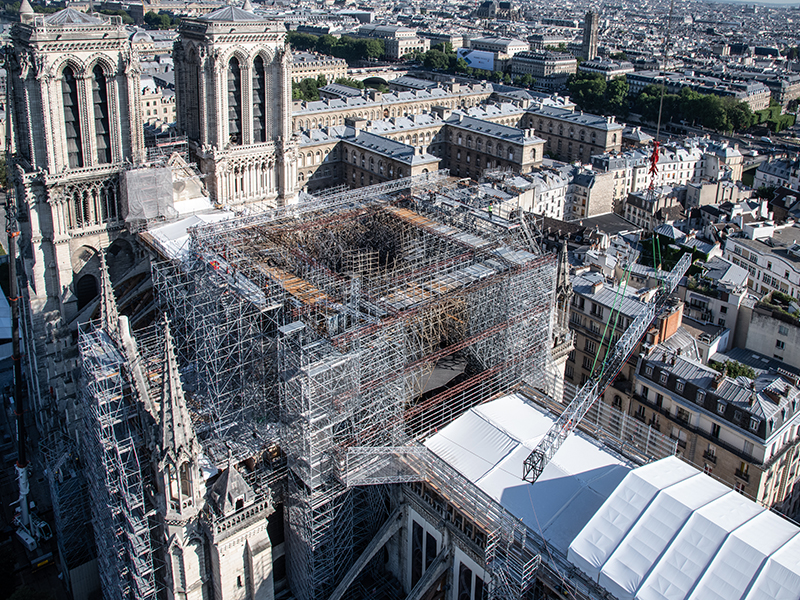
left=7, top=3, right=296, bottom=599
left=7, top=1, right=298, bottom=437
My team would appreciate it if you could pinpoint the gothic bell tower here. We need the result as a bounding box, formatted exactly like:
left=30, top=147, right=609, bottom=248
left=7, top=6, right=147, bottom=444
left=174, top=1, right=298, bottom=207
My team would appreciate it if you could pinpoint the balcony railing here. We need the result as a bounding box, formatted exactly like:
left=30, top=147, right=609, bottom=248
left=735, top=468, right=750, bottom=483
left=703, top=450, right=717, bottom=464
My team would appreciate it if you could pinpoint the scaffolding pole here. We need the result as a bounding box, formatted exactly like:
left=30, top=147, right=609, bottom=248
left=150, top=172, right=561, bottom=600
left=79, top=325, right=156, bottom=600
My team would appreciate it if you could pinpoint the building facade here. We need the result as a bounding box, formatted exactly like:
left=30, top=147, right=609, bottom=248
left=174, top=6, right=298, bottom=206
left=629, top=350, right=800, bottom=519
left=291, top=52, right=347, bottom=84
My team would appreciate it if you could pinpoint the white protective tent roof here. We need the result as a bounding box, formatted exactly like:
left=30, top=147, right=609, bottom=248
left=424, top=393, right=634, bottom=554
left=569, top=456, right=800, bottom=600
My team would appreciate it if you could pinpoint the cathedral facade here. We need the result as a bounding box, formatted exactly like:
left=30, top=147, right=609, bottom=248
left=174, top=5, right=298, bottom=207
left=8, top=6, right=148, bottom=441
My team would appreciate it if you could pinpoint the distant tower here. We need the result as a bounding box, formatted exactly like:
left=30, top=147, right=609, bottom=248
left=174, top=2, right=298, bottom=207
left=582, top=11, right=599, bottom=61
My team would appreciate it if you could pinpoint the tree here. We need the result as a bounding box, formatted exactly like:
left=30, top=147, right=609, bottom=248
left=424, top=49, right=449, bottom=70
left=99, top=9, right=134, bottom=24
left=454, top=57, right=469, bottom=74
left=316, top=74, right=327, bottom=88
left=755, top=185, right=777, bottom=200
left=334, top=77, right=365, bottom=89
left=144, top=11, right=174, bottom=30
left=315, top=34, right=338, bottom=56
left=605, top=76, right=628, bottom=115
left=0, top=155, right=9, bottom=190
left=519, top=73, right=534, bottom=88
left=568, top=73, right=607, bottom=113
left=433, top=42, right=454, bottom=54
left=286, top=31, right=319, bottom=51
left=361, top=38, right=385, bottom=60
left=503, top=73, right=512, bottom=84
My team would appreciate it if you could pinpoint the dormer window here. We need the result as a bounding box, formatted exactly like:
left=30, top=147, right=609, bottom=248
left=660, top=371, right=668, bottom=385
left=717, top=401, right=726, bottom=415
left=645, top=365, right=653, bottom=376
left=676, top=380, right=685, bottom=393
left=696, top=390, right=706, bottom=404
left=749, top=417, right=760, bottom=432
left=236, top=498, right=244, bottom=511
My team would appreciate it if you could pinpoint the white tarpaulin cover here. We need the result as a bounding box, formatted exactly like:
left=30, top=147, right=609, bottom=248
left=569, top=456, right=800, bottom=600
left=424, top=393, right=633, bottom=554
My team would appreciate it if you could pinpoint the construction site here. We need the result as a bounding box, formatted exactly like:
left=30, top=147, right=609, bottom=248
left=67, top=171, right=703, bottom=600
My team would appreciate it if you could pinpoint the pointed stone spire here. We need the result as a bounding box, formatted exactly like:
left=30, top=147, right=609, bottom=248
left=19, top=0, right=34, bottom=19
left=99, top=251, right=120, bottom=341
left=554, top=238, right=573, bottom=334
left=159, top=315, right=198, bottom=468
left=556, top=238, right=571, bottom=296
left=242, top=0, right=254, bottom=11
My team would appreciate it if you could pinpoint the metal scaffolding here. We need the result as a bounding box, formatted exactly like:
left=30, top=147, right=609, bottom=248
left=78, top=324, right=156, bottom=600
left=150, top=172, right=560, bottom=600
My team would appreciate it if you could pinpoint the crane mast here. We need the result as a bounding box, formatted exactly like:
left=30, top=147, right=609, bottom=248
left=522, top=252, right=692, bottom=483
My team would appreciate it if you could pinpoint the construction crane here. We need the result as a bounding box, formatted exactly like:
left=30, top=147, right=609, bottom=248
left=522, top=252, right=691, bottom=483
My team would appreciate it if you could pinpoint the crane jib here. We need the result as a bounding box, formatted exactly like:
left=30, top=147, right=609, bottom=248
left=522, top=253, right=692, bottom=484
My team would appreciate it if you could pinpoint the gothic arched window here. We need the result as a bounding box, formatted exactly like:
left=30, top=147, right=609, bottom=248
left=62, top=66, right=83, bottom=168
left=253, top=56, right=267, bottom=143
left=228, top=57, right=243, bottom=145
left=92, top=66, right=112, bottom=164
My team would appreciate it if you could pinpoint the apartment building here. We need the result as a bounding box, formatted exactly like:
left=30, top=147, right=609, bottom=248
left=753, top=158, right=800, bottom=192
left=723, top=224, right=800, bottom=298
left=356, top=24, right=430, bottom=60
left=291, top=81, right=494, bottom=132
left=742, top=293, right=800, bottom=370
left=623, top=186, right=683, bottom=230
left=291, top=52, right=347, bottom=84
left=566, top=271, right=648, bottom=388
left=678, top=256, right=750, bottom=346
left=629, top=349, right=800, bottom=518
left=509, top=51, right=577, bottom=91
left=577, top=58, right=635, bottom=81
left=592, top=138, right=745, bottom=210
left=564, top=166, right=616, bottom=220
left=141, top=78, right=176, bottom=125
left=523, top=105, right=624, bottom=163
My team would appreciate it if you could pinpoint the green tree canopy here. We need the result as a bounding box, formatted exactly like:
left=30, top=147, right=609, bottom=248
left=424, top=49, right=450, bottom=70
left=286, top=31, right=319, bottom=51
left=143, top=10, right=176, bottom=29
left=334, top=77, right=365, bottom=89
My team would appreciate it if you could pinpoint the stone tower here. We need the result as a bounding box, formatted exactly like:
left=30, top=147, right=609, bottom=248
left=7, top=7, right=146, bottom=440
left=203, top=459, right=275, bottom=600
left=581, top=11, right=599, bottom=61
left=174, top=3, right=298, bottom=207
